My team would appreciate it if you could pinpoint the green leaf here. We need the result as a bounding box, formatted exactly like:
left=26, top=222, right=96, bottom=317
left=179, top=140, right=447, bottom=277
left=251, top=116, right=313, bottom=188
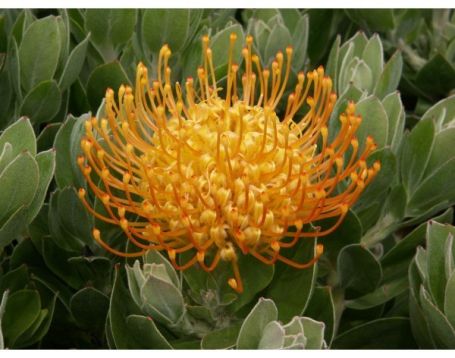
left=419, top=286, right=455, bottom=348
left=109, top=267, right=142, bottom=349
left=53, top=113, right=88, bottom=189
left=337, top=244, right=382, bottom=296
left=0, top=265, right=29, bottom=294
left=325, top=35, right=340, bottom=90
left=229, top=253, right=274, bottom=312
left=400, top=118, right=435, bottom=196
left=37, top=123, right=61, bottom=152
left=201, top=322, right=242, bottom=349
left=407, top=158, right=455, bottom=216
left=25, top=149, right=55, bottom=223
left=85, top=10, right=137, bottom=50
left=2, top=289, right=41, bottom=348
left=374, top=50, right=403, bottom=100
left=125, top=315, right=172, bottom=349
left=381, top=208, right=453, bottom=266
left=332, top=317, right=415, bottom=349
left=19, top=16, right=61, bottom=92
left=300, top=317, right=326, bottom=349
left=290, top=15, right=309, bottom=70
left=264, top=22, right=293, bottom=64
left=258, top=321, right=285, bottom=349
left=210, top=23, right=245, bottom=72
left=382, top=91, right=405, bottom=153
left=361, top=34, right=383, bottom=86
left=0, top=117, right=37, bottom=158
left=444, top=271, right=455, bottom=328
left=48, top=187, right=93, bottom=252
left=86, top=62, right=130, bottom=111
left=141, top=9, right=190, bottom=54
left=70, top=287, right=109, bottom=332
left=236, top=298, right=278, bottom=349
left=0, top=207, right=29, bottom=249
left=355, top=96, right=388, bottom=151
left=19, top=80, right=62, bottom=125
left=7, top=37, right=21, bottom=101
left=266, top=239, right=316, bottom=322
left=345, top=277, right=408, bottom=310
left=345, top=9, right=395, bottom=32
left=408, top=260, right=436, bottom=348
left=143, top=250, right=180, bottom=289
left=58, top=34, right=90, bottom=91
left=0, top=290, right=8, bottom=349
left=13, top=294, right=56, bottom=348
left=0, top=152, right=39, bottom=228
left=415, top=54, right=455, bottom=98
left=140, top=275, right=185, bottom=324
left=426, top=222, right=454, bottom=309
left=421, top=94, right=455, bottom=127
left=424, top=127, right=455, bottom=177
left=304, top=286, right=336, bottom=345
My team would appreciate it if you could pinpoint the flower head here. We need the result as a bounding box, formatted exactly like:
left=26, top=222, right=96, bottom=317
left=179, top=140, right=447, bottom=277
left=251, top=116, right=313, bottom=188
left=78, top=34, right=380, bottom=293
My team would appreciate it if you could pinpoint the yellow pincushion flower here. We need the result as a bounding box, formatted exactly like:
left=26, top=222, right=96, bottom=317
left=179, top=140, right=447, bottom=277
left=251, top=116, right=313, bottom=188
left=77, top=34, right=380, bottom=293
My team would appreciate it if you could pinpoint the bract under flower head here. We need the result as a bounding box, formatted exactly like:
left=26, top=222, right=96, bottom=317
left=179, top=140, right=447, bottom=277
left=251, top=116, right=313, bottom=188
left=78, top=33, right=380, bottom=293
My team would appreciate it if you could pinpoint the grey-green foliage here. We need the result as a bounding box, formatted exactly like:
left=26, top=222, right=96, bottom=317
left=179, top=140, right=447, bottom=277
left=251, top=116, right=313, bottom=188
left=234, top=298, right=326, bottom=349
left=326, top=31, right=403, bottom=100
left=0, top=117, right=55, bottom=249
left=409, top=221, right=455, bottom=348
left=123, top=252, right=326, bottom=350
left=361, top=95, right=455, bottom=247
left=245, top=9, right=309, bottom=71
left=387, top=10, right=455, bottom=105
left=1, top=11, right=88, bottom=129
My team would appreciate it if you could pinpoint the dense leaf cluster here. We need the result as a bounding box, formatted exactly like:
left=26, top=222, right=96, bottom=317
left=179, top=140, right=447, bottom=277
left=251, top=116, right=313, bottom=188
left=0, top=9, right=454, bottom=349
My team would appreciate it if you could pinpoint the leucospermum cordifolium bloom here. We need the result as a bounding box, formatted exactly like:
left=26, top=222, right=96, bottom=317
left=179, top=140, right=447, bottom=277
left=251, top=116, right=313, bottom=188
left=77, top=34, right=380, bottom=293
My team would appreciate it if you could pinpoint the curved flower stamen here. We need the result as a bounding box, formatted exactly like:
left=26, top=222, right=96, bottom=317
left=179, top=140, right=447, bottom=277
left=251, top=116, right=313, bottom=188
left=78, top=34, right=380, bottom=293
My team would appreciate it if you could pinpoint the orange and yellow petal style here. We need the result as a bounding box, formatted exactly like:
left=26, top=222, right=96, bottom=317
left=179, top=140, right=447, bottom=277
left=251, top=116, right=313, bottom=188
left=77, top=34, right=380, bottom=293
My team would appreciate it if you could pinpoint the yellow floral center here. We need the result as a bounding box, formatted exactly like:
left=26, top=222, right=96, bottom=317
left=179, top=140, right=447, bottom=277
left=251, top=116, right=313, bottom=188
left=77, top=34, right=380, bottom=293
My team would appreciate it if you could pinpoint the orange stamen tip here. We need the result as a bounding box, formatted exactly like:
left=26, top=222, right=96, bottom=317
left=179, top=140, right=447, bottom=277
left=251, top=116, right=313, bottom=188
left=373, top=161, right=381, bottom=171
left=271, top=241, right=280, bottom=252
left=228, top=278, right=238, bottom=291
left=78, top=188, right=86, bottom=198
left=341, top=204, right=349, bottom=214
left=93, top=228, right=101, bottom=240
left=168, top=249, right=176, bottom=261
left=197, top=251, right=205, bottom=263
left=316, top=244, right=324, bottom=256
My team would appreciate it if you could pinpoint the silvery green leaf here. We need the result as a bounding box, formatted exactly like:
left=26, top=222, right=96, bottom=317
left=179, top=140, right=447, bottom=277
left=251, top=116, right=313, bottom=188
left=236, top=297, right=278, bottom=349
left=258, top=321, right=285, bottom=349
left=283, top=316, right=304, bottom=336
left=374, top=50, right=402, bottom=99
left=382, top=92, right=405, bottom=153
left=143, top=263, right=175, bottom=286
left=140, top=274, right=185, bottom=325
left=0, top=117, right=36, bottom=158
left=355, top=95, right=389, bottom=150
left=419, top=286, right=455, bottom=348
left=444, top=235, right=454, bottom=279
left=400, top=118, right=435, bottom=196
left=19, top=16, right=61, bottom=92
left=0, top=143, right=13, bottom=174
left=144, top=250, right=180, bottom=289
left=125, top=261, right=145, bottom=308
left=361, top=34, right=383, bottom=85
left=0, top=290, right=9, bottom=349
left=444, top=271, right=455, bottom=328
left=300, top=317, right=325, bottom=349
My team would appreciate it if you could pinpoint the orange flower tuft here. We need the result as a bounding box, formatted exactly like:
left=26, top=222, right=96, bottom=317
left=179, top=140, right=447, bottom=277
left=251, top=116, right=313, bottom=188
left=78, top=34, right=380, bottom=293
